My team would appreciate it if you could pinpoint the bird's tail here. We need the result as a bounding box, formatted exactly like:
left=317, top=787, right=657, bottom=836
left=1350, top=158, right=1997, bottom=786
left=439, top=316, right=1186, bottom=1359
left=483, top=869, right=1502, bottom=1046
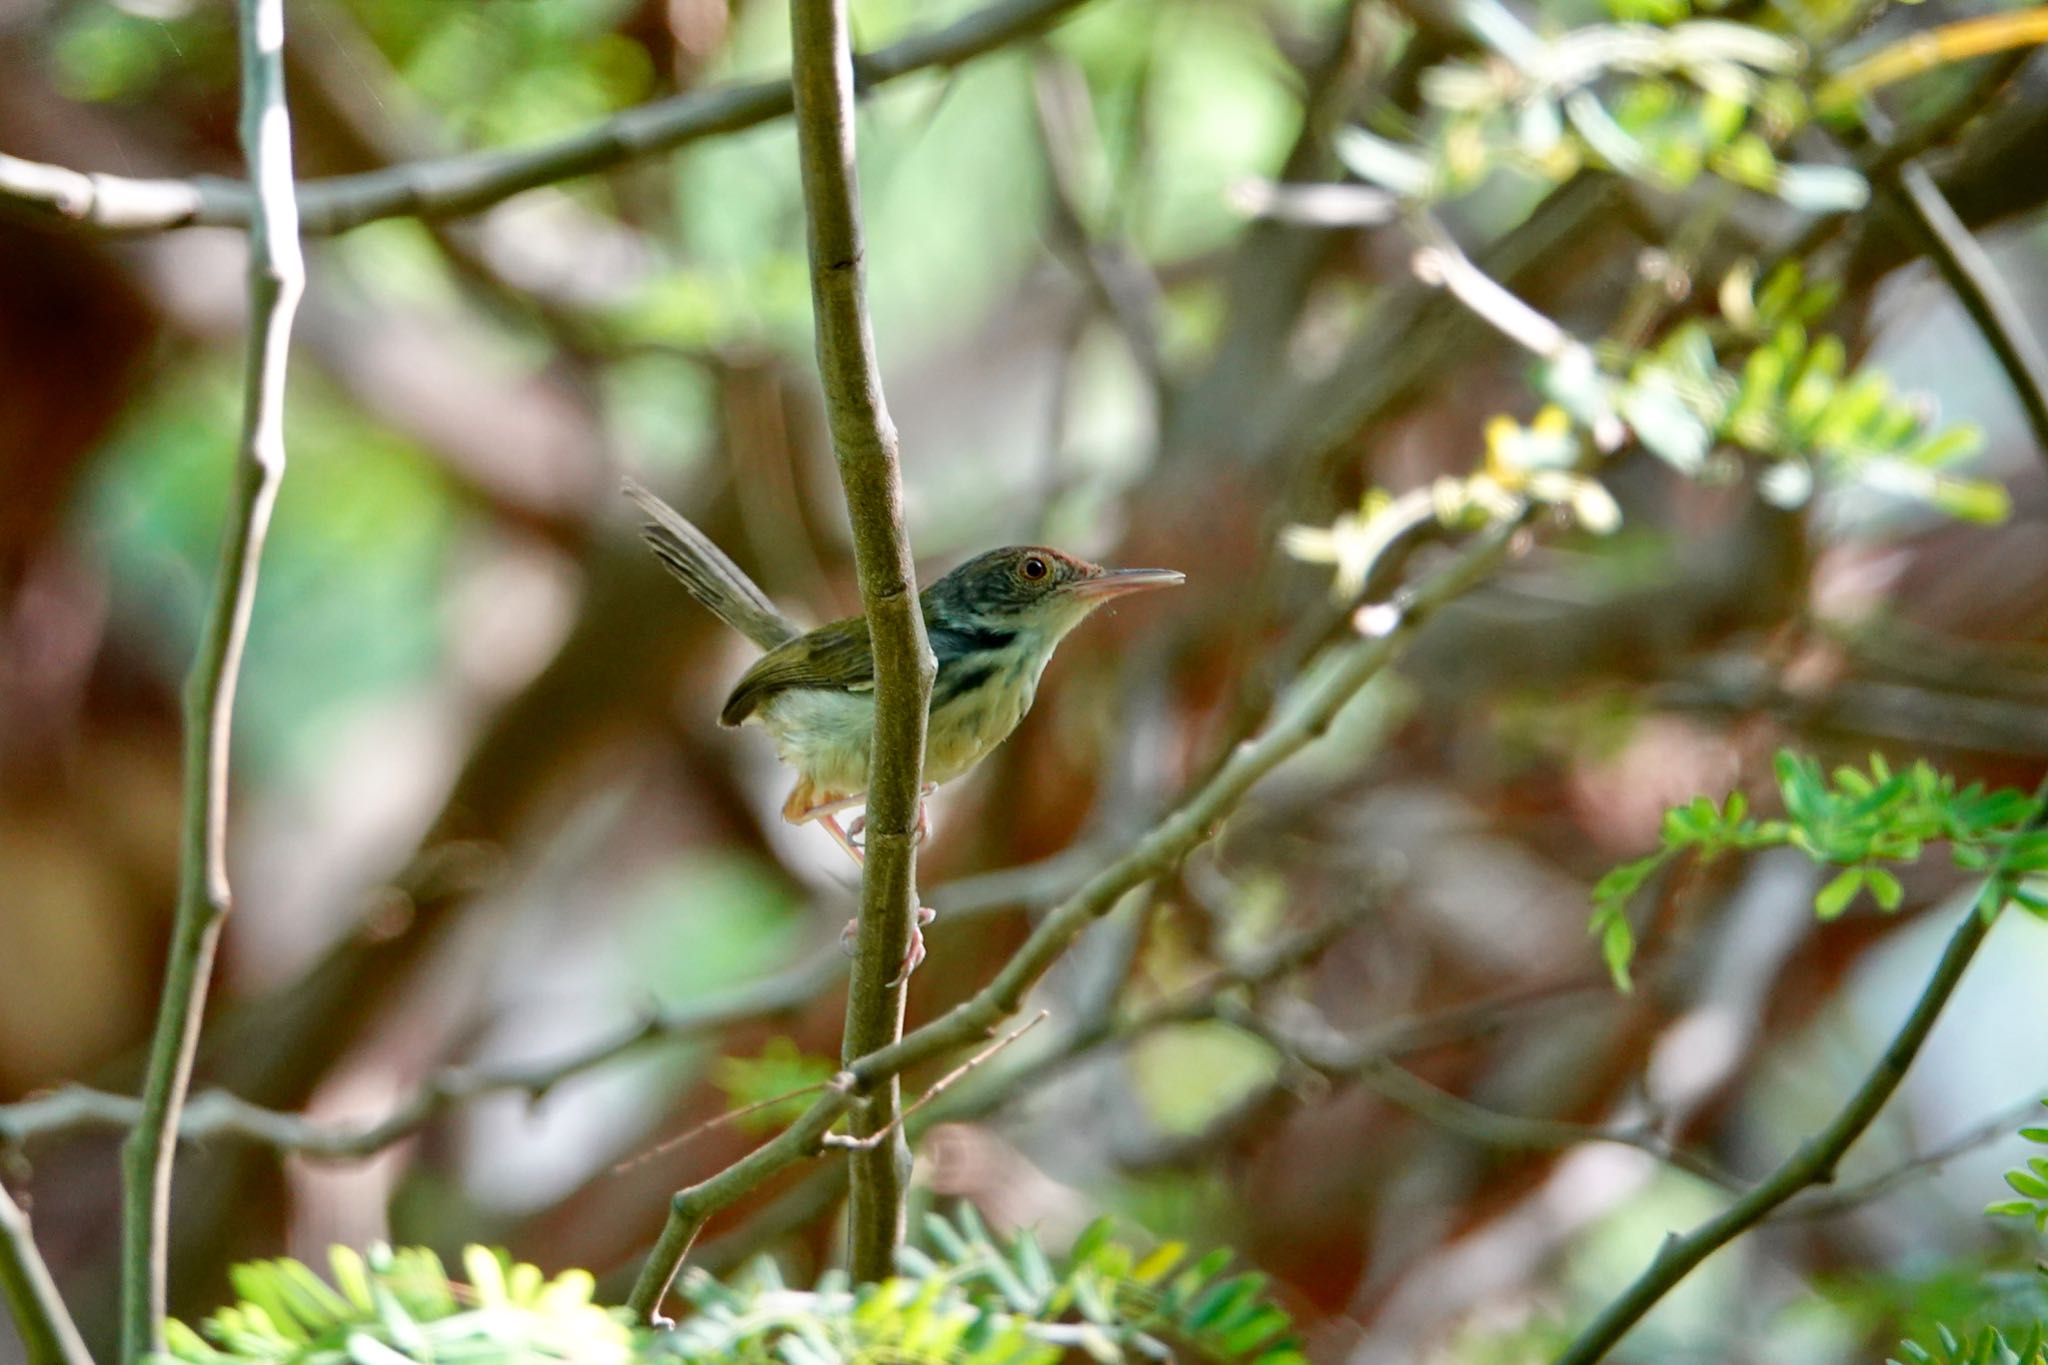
left=622, top=477, right=800, bottom=651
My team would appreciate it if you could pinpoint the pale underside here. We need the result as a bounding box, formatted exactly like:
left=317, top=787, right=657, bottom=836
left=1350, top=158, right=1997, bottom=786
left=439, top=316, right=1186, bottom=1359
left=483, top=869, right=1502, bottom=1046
left=751, top=651, right=1044, bottom=822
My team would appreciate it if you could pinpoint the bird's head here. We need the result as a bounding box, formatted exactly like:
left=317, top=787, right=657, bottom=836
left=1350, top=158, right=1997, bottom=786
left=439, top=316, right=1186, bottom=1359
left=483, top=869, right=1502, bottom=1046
left=926, top=547, right=1183, bottom=642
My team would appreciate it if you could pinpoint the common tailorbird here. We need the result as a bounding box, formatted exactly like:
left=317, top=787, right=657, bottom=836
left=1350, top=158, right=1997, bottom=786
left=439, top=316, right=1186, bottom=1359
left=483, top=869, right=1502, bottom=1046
left=624, top=478, right=1183, bottom=976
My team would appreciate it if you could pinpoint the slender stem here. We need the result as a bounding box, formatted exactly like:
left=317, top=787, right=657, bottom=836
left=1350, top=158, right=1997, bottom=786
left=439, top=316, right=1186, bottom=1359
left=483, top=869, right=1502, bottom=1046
left=0, top=1185, right=91, bottom=1365
left=1817, top=7, right=2048, bottom=112
left=625, top=512, right=1522, bottom=1315
left=789, top=0, right=934, bottom=1291
left=1551, top=880, right=2027, bottom=1362
left=1888, top=160, right=2048, bottom=464
left=0, top=0, right=1091, bottom=236
left=115, top=0, right=303, bottom=1354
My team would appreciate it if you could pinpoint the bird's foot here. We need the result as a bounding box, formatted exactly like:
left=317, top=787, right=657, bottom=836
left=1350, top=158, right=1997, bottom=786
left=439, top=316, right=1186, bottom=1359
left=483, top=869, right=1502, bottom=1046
left=847, top=791, right=934, bottom=848
left=839, top=904, right=937, bottom=985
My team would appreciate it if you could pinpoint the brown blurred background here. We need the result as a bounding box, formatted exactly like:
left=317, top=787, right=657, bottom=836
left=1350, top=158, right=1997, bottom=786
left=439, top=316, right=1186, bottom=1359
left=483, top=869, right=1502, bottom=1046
left=4, top=0, right=2048, bottom=1358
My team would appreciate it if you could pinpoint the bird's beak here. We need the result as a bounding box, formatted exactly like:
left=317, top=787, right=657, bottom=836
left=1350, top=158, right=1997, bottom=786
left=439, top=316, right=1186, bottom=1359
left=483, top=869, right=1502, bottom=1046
left=1067, top=567, right=1186, bottom=600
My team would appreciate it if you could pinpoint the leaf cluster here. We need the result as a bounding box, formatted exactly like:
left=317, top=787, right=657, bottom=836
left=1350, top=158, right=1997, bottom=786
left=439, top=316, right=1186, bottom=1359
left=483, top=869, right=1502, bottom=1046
left=1987, top=1103, right=2048, bottom=1234
left=1589, top=750, right=2045, bottom=988
left=161, top=1245, right=632, bottom=1364
left=1896, top=1323, right=2048, bottom=1365
left=158, top=1210, right=1303, bottom=1365
left=1540, top=263, right=2008, bottom=521
left=1341, top=6, right=1859, bottom=213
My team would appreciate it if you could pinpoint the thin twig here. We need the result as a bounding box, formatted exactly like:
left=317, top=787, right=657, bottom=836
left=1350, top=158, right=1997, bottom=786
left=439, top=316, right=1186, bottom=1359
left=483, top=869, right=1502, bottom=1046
left=823, top=1012, right=1050, bottom=1152
left=1225, top=1005, right=1744, bottom=1192
left=1406, top=211, right=1591, bottom=365
left=1888, top=159, right=2048, bottom=465
left=615, top=1083, right=835, bottom=1174
left=623, top=510, right=1525, bottom=1321
left=795, top=0, right=931, bottom=1295
left=0, top=0, right=1092, bottom=236
left=1816, top=9, right=2048, bottom=111
left=1029, top=54, right=1169, bottom=391
left=1775, top=1091, right=2048, bottom=1220
left=2, top=953, right=834, bottom=1154
left=0, top=1184, right=91, bottom=1365
left=1551, top=781, right=2048, bottom=1365
left=116, top=0, right=304, bottom=1354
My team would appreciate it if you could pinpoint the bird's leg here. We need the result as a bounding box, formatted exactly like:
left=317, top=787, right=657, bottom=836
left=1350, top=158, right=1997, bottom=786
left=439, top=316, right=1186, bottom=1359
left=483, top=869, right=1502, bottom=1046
left=823, top=790, right=938, bottom=983
left=817, top=810, right=865, bottom=868
left=836, top=904, right=935, bottom=984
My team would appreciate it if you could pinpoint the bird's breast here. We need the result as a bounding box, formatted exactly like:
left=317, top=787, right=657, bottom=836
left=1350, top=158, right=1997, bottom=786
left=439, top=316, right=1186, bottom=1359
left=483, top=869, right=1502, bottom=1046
left=924, top=649, right=1041, bottom=785
left=748, top=642, right=1051, bottom=796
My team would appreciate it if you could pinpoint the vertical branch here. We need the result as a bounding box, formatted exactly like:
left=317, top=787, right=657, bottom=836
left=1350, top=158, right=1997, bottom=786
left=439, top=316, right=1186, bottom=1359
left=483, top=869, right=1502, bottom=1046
left=116, top=0, right=304, bottom=1354
left=789, top=0, right=935, bottom=1284
left=0, top=1185, right=91, bottom=1365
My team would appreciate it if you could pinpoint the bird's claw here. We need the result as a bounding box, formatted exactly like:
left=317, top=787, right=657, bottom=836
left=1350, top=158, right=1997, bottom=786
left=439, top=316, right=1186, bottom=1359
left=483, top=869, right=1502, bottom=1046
left=847, top=797, right=932, bottom=848
left=840, top=905, right=937, bottom=986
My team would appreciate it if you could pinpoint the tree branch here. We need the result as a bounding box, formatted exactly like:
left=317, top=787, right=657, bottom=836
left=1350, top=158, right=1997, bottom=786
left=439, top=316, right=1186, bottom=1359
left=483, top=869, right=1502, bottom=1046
left=0, top=1185, right=91, bottom=1365
left=1888, top=159, right=2048, bottom=465
left=789, top=0, right=935, bottom=1289
left=624, top=509, right=1523, bottom=1320
left=1, top=955, right=840, bottom=1156
left=115, top=0, right=304, bottom=1353
left=0, top=0, right=1090, bottom=237
left=1230, top=1009, right=1743, bottom=1192
left=1551, top=792, right=2043, bottom=1365
left=1774, top=1090, right=2048, bottom=1221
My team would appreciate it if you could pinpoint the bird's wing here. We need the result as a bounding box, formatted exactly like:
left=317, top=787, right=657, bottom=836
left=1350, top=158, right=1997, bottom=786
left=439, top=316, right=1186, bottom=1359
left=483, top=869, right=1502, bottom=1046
left=720, top=616, right=875, bottom=726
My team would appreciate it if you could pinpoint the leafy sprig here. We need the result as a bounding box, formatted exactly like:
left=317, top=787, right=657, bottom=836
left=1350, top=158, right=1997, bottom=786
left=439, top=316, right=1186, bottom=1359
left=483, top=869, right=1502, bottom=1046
left=1987, top=1103, right=2048, bottom=1235
left=160, top=1211, right=1303, bottom=1365
left=1590, top=751, right=2046, bottom=989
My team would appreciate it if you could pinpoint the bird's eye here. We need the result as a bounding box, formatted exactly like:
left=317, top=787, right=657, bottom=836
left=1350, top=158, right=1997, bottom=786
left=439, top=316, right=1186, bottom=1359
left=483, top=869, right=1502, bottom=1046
left=1020, top=556, right=1049, bottom=581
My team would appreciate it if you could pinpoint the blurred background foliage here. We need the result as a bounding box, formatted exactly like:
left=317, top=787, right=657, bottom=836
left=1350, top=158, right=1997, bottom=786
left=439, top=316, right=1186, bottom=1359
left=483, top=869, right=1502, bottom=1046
left=5, top=0, right=2048, bottom=1356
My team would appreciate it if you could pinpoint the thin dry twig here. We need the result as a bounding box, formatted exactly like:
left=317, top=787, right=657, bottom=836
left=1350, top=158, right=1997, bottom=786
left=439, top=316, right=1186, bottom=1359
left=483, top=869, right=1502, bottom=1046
left=615, top=1083, right=837, bottom=1175
left=823, top=1012, right=1051, bottom=1153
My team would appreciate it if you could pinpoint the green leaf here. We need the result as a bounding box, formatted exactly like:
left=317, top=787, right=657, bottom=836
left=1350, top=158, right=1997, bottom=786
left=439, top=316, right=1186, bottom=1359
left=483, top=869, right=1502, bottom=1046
left=1593, top=855, right=1661, bottom=904
left=1623, top=377, right=1712, bottom=472
left=1928, top=478, right=2012, bottom=525
left=1600, top=910, right=1635, bottom=993
left=1904, top=422, right=1986, bottom=468
left=1815, top=868, right=1864, bottom=920
left=1865, top=867, right=1904, bottom=912
left=2002, top=1169, right=2048, bottom=1199
left=1774, top=162, right=1868, bottom=213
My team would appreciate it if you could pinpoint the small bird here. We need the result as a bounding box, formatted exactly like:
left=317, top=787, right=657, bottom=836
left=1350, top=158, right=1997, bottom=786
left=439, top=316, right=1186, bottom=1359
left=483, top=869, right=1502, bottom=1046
left=624, top=478, right=1183, bottom=976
